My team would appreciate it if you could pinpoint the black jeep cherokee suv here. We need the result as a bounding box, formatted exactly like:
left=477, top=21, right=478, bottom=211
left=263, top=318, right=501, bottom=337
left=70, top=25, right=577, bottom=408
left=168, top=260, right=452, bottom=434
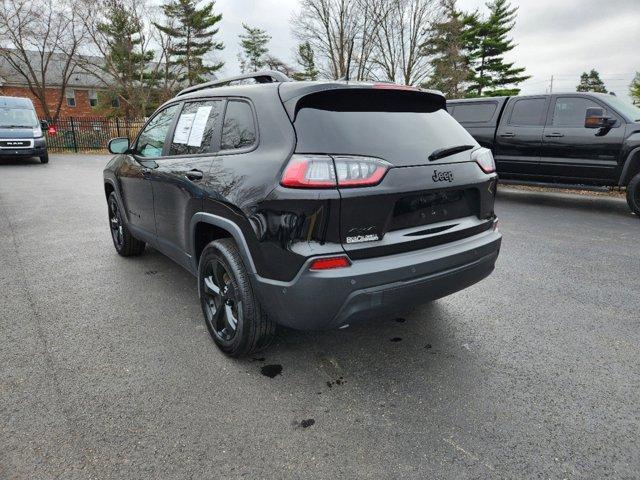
left=103, top=71, right=502, bottom=356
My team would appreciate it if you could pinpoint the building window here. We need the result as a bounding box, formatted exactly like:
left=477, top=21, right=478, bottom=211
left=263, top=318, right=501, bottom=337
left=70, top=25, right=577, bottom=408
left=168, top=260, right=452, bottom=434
left=89, top=90, right=98, bottom=107
left=111, top=96, right=120, bottom=108
left=66, top=89, right=76, bottom=107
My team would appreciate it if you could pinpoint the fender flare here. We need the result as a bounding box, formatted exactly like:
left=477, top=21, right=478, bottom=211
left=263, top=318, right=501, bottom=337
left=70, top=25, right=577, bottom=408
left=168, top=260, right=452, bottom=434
left=103, top=177, right=129, bottom=223
left=619, top=146, right=640, bottom=186
left=189, top=212, right=257, bottom=275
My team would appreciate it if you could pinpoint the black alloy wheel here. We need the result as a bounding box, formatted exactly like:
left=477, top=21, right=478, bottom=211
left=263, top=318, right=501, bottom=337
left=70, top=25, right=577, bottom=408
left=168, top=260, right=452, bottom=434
left=198, top=238, right=276, bottom=356
left=109, top=196, right=124, bottom=250
left=202, top=258, right=242, bottom=343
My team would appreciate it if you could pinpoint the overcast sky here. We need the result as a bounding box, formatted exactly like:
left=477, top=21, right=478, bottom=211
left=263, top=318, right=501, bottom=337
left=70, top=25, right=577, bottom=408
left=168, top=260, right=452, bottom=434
left=209, top=0, right=639, bottom=102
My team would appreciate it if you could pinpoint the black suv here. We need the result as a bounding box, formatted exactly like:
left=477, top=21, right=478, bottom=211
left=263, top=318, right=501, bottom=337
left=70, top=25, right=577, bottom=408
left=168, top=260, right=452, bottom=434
left=104, top=71, right=502, bottom=356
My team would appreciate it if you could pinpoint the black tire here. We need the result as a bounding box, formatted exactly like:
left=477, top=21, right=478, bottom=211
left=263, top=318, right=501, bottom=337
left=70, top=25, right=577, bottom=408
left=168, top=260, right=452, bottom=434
left=107, top=192, right=145, bottom=256
left=40, top=153, right=49, bottom=164
left=198, top=238, right=276, bottom=357
left=626, top=173, right=640, bottom=216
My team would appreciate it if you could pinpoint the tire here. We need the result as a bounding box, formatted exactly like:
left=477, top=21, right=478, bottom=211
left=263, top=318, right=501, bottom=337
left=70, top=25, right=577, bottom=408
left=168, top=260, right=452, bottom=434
left=40, top=153, right=49, bottom=164
left=107, top=192, right=145, bottom=256
left=626, top=173, right=640, bottom=216
left=198, top=238, right=276, bottom=357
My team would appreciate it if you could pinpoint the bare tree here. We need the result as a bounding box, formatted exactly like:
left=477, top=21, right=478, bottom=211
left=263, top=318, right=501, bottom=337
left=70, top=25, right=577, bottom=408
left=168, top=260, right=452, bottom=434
left=373, top=0, right=442, bottom=85
left=0, top=0, right=87, bottom=121
left=292, top=0, right=362, bottom=79
left=292, top=0, right=440, bottom=84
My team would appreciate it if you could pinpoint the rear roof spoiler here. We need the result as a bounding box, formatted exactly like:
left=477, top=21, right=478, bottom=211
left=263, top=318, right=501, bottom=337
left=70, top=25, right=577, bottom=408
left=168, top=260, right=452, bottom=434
left=278, top=82, right=446, bottom=121
left=177, top=70, right=291, bottom=97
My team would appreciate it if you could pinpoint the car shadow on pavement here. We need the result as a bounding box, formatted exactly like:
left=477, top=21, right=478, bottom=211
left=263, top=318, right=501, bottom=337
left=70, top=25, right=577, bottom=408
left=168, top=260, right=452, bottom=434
left=0, top=157, right=43, bottom=166
left=138, top=244, right=478, bottom=381
left=497, top=187, right=632, bottom=219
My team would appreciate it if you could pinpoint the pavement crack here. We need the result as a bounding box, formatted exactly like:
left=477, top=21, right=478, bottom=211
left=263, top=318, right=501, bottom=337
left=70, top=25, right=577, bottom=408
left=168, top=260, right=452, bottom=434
left=0, top=199, right=95, bottom=473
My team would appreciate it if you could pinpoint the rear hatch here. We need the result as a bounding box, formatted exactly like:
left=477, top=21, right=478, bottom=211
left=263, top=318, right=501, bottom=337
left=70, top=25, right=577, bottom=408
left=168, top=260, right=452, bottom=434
left=284, top=85, right=497, bottom=259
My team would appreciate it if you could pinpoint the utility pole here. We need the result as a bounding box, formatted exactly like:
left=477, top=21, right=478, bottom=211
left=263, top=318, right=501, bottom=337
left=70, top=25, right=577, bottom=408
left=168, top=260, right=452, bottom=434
left=549, top=75, right=554, bottom=93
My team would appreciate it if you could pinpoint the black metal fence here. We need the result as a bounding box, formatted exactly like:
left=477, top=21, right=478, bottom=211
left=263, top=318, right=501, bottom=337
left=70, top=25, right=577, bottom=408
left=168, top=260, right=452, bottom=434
left=44, top=117, right=146, bottom=152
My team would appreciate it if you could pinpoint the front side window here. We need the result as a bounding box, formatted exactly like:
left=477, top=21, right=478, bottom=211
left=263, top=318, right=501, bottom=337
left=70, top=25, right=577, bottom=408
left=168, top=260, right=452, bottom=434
left=135, top=104, right=180, bottom=158
left=509, top=98, right=546, bottom=126
left=552, top=97, right=605, bottom=127
left=170, top=100, right=223, bottom=155
left=221, top=100, right=256, bottom=150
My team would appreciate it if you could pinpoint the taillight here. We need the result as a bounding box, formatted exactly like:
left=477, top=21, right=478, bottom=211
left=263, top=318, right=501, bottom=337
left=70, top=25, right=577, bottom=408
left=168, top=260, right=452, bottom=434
left=309, top=255, right=351, bottom=271
left=280, top=155, right=336, bottom=188
left=472, top=148, right=495, bottom=174
left=280, top=154, right=390, bottom=189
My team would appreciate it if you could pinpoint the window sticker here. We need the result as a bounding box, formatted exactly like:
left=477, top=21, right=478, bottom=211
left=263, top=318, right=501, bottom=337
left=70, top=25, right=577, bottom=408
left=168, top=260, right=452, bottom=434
left=173, top=113, right=195, bottom=144
left=187, top=106, right=213, bottom=147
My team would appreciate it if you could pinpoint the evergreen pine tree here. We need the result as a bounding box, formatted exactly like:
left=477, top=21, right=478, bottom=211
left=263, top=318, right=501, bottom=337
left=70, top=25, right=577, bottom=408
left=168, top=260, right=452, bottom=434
left=292, top=42, right=319, bottom=81
left=97, top=0, right=155, bottom=117
left=631, top=72, right=640, bottom=105
left=423, top=0, right=472, bottom=98
left=576, top=69, right=608, bottom=93
left=238, top=24, right=270, bottom=73
left=153, top=0, right=224, bottom=86
left=465, top=0, right=530, bottom=97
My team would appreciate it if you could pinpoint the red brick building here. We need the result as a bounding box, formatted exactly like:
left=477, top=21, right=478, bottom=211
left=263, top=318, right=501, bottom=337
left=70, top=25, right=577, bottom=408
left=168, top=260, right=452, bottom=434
left=0, top=53, right=119, bottom=120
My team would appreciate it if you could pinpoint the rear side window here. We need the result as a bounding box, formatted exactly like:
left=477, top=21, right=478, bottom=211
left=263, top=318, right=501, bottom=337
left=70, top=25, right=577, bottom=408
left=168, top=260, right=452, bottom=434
left=170, top=100, right=223, bottom=155
left=292, top=89, right=475, bottom=166
left=552, top=97, right=604, bottom=127
left=451, top=102, right=497, bottom=123
left=509, top=98, right=546, bottom=126
left=221, top=100, right=256, bottom=150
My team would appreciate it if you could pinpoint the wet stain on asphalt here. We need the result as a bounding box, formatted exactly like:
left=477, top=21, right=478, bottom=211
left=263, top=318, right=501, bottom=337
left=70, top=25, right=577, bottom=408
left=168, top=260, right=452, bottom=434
left=395, top=317, right=406, bottom=323
left=251, top=357, right=266, bottom=362
left=300, top=419, right=315, bottom=428
left=261, top=364, right=282, bottom=378
left=425, top=344, right=432, bottom=349
left=326, top=376, right=345, bottom=388
left=391, top=337, right=402, bottom=342
left=145, top=270, right=157, bottom=275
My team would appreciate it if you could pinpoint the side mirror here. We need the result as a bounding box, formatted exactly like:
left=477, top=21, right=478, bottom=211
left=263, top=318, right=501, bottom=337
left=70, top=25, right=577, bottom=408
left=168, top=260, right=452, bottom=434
left=585, top=107, right=616, bottom=129
left=108, top=137, right=131, bottom=154
left=40, top=119, right=49, bottom=130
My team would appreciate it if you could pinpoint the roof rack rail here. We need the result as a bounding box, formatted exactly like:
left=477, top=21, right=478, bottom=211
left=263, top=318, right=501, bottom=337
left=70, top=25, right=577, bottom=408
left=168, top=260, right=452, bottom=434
left=177, top=70, right=291, bottom=96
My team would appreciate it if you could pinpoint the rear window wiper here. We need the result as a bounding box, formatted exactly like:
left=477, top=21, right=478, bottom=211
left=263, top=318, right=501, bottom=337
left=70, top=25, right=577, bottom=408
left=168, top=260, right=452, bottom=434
left=429, top=145, right=474, bottom=162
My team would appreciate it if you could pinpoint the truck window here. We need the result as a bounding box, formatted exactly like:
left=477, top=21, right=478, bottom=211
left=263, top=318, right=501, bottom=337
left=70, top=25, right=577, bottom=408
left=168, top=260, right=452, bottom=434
left=508, top=98, right=546, bottom=126
left=552, top=97, right=605, bottom=127
left=451, top=102, right=497, bottom=123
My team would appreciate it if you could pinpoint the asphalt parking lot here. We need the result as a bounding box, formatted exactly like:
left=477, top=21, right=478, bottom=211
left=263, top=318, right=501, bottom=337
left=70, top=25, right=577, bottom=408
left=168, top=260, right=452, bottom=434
left=1, top=154, right=639, bottom=479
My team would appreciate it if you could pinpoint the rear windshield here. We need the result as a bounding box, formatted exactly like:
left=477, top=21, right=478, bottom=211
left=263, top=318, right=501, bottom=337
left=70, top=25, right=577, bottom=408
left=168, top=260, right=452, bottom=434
left=293, top=89, right=476, bottom=164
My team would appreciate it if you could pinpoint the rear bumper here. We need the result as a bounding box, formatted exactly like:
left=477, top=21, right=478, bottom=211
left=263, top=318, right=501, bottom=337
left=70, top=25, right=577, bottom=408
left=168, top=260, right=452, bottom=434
left=253, top=226, right=502, bottom=330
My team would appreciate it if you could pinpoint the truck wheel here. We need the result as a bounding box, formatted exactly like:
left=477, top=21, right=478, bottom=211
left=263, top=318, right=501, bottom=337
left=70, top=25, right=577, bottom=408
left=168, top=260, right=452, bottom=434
left=627, top=173, right=640, bottom=216
left=107, top=192, right=145, bottom=256
left=198, top=238, right=276, bottom=357
left=40, top=154, right=49, bottom=164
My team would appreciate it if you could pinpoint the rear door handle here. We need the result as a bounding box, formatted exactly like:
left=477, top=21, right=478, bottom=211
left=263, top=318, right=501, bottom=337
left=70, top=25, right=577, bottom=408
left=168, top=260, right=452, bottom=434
left=499, top=132, right=516, bottom=138
left=545, top=133, right=565, bottom=138
left=185, top=169, right=204, bottom=181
